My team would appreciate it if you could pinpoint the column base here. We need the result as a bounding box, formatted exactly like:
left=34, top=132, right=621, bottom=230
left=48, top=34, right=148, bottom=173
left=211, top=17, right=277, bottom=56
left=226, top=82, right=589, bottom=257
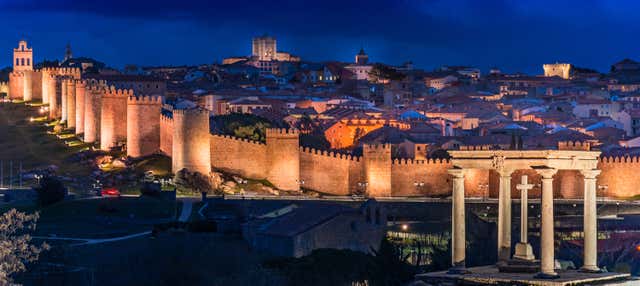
left=534, top=272, right=559, bottom=279
left=447, top=266, right=470, bottom=275
left=513, top=242, right=535, bottom=261
left=579, top=266, right=601, bottom=273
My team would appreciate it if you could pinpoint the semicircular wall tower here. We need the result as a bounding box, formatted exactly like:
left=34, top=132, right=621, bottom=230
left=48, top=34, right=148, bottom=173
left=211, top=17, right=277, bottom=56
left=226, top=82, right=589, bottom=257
left=171, top=108, right=211, bottom=175
left=127, top=95, right=162, bottom=157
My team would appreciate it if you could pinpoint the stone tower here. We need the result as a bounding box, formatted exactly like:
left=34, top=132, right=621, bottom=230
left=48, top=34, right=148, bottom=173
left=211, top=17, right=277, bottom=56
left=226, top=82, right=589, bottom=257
left=8, top=72, right=24, bottom=100
left=65, top=79, right=76, bottom=128
left=83, top=82, right=105, bottom=143
left=266, top=128, right=300, bottom=191
left=252, top=35, right=277, bottom=61
left=363, top=144, right=392, bottom=197
left=13, top=40, right=33, bottom=72
left=100, top=86, right=129, bottom=151
left=22, top=71, right=33, bottom=102
left=64, top=42, right=73, bottom=62
left=46, top=74, right=57, bottom=118
left=127, top=95, right=162, bottom=157
left=74, top=80, right=86, bottom=135
left=61, top=78, right=68, bottom=122
left=41, top=68, right=52, bottom=104
left=543, top=63, right=572, bottom=79
left=172, top=108, right=211, bottom=175
left=355, top=47, right=369, bottom=65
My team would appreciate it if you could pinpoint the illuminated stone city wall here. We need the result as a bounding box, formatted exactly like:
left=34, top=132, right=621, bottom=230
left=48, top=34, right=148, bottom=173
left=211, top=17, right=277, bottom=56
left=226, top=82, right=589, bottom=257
left=159, top=113, right=174, bottom=156
left=74, top=80, right=86, bottom=134
left=210, top=135, right=268, bottom=179
left=597, top=156, right=640, bottom=198
left=65, top=79, right=76, bottom=129
left=7, top=42, right=640, bottom=199
left=172, top=108, right=211, bottom=175
left=299, top=147, right=362, bottom=196
left=83, top=84, right=103, bottom=143
left=266, top=128, right=300, bottom=191
left=100, top=86, right=129, bottom=150
left=127, top=95, right=162, bottom=157
left=0, top=82, right=8, bottom=96
left=8, top=72, right=24, bottom=100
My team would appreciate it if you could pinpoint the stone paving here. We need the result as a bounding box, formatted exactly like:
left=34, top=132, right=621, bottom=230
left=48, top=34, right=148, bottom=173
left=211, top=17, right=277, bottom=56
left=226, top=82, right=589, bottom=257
left=415, top=265, right=631, bottom=286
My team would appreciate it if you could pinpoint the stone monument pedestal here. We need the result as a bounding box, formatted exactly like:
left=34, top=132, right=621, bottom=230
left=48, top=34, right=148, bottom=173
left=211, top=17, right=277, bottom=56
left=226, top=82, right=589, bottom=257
left=513, top=242, right=535, bottom=261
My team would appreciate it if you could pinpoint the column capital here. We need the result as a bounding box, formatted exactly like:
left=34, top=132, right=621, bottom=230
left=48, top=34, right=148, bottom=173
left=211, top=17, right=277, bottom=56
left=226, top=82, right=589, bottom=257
left=580, top=169, right=601, bottom=179
left=533, top=166, right=557, bottom=179
left=448, top=168, right=466, bottom=178
left=497, top=168, right=514, bottom=178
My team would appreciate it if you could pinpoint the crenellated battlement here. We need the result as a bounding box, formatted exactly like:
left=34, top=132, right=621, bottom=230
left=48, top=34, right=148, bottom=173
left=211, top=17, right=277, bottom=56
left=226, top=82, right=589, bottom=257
left=266, top=128, right=299, bottom=137
left=87, top=84, right=106, bottom=92
left=173, top=107, right=209, bottom=116
left=558, top=141, right=591, bottom=151
left=104, top=86, right=134, bottom=98
left=459, top=145, right=491, bottom=151
left=128, top=95, right=162, bottom=105
left=10, top=71, right=25, bottom=77
left=599, top=155, right=640, bottom=163
left=363, top=143, right=392, bottom=150
left=299, top=146, right=360, bottom=161
left=392, top=158, right=451, bottom=165
left=211, top=134, right=265, bottom=146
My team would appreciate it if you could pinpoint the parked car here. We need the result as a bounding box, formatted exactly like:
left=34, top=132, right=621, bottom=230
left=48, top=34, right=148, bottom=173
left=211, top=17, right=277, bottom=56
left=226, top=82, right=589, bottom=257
left=101, top=188, right=121, bottom=197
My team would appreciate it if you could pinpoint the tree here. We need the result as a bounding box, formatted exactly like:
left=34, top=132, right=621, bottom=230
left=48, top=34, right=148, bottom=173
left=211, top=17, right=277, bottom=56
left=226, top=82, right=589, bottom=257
left=368, top=64, right=405, bottom=82
left=0, top=209, right=49, bottom=284
left=175, top=169, right=221, bottom=201
left=35, top=177, right=66, bottom=206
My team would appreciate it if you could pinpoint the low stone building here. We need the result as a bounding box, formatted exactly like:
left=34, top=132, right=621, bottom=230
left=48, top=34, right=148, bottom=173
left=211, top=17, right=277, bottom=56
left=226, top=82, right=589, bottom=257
left=242, top=200, right=386, bottom=258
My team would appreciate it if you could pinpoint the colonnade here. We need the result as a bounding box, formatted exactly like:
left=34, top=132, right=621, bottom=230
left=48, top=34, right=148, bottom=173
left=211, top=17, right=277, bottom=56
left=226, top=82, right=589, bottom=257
left=449, top=166, right=601, bottom=278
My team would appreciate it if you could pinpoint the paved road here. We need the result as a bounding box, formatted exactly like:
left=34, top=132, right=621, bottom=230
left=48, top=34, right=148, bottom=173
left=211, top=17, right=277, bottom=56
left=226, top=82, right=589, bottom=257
left=33, top=231, right=151, bottom=246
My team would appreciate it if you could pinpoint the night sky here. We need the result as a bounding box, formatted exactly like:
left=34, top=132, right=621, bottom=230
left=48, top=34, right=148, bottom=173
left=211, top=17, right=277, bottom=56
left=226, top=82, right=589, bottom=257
left=1, top=0, right=639, bottom=74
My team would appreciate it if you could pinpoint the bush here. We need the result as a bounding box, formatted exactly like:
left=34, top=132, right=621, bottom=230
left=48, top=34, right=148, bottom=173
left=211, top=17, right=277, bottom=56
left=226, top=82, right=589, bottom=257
left=141, top=181, right=162, bottom=197
left=35, top=177, right=66, bottom=206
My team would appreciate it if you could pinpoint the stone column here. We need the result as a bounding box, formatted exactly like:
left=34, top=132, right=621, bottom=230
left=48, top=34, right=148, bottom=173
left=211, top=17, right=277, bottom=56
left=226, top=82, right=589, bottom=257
left=514, top=175, right=535, bottom=261
left=497, top=169, right=514, bottom=263
left=535, top=167, right=558, bottom=278
left=447, top=168, right=469, bottom=274
left=580, top=169, right=601, bottom=272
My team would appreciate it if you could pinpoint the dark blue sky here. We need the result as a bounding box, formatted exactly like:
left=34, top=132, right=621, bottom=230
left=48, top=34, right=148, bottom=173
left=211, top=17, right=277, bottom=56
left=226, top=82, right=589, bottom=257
left=1, top=0, right=639, bottom=74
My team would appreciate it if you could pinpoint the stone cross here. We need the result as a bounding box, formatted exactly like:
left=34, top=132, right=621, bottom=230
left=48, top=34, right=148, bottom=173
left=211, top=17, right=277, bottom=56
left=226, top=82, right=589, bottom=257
left=514, top=175, right=535, bottom=261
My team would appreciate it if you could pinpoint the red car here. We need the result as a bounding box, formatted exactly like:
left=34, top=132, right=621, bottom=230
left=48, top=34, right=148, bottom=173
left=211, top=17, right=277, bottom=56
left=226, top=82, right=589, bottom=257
left=101, top=188, right=121, bottom=197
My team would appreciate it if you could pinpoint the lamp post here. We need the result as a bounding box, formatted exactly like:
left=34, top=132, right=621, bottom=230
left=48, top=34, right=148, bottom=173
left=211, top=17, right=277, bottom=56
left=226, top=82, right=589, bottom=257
left=34, top=174, right=43, bottom=185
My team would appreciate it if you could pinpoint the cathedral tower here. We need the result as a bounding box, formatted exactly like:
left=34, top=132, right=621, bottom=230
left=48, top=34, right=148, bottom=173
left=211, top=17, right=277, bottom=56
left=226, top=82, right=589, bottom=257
left=13, top=40, right=33, bottom=72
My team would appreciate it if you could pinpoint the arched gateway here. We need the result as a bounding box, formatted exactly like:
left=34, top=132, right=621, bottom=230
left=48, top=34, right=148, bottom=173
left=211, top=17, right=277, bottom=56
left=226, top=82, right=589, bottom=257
left=447, top=149, right=600, bottom=278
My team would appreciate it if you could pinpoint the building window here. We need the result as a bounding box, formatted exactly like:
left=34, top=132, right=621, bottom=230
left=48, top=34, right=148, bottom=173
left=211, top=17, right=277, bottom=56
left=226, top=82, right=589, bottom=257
left=21, top=58, right=25, bottom=66
left=16, top=58, right=19, bottom=66
left=26, top=59, right=30, bottom=66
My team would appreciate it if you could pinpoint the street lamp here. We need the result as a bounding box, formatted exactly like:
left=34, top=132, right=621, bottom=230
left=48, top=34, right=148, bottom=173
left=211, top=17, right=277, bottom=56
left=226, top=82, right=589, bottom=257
left=34, top=174, right=43, bottom=185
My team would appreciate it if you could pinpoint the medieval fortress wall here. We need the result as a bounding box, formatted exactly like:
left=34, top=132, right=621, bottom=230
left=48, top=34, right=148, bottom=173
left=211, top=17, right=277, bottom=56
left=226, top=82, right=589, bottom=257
left=7, top=41, right=640, bottom=198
